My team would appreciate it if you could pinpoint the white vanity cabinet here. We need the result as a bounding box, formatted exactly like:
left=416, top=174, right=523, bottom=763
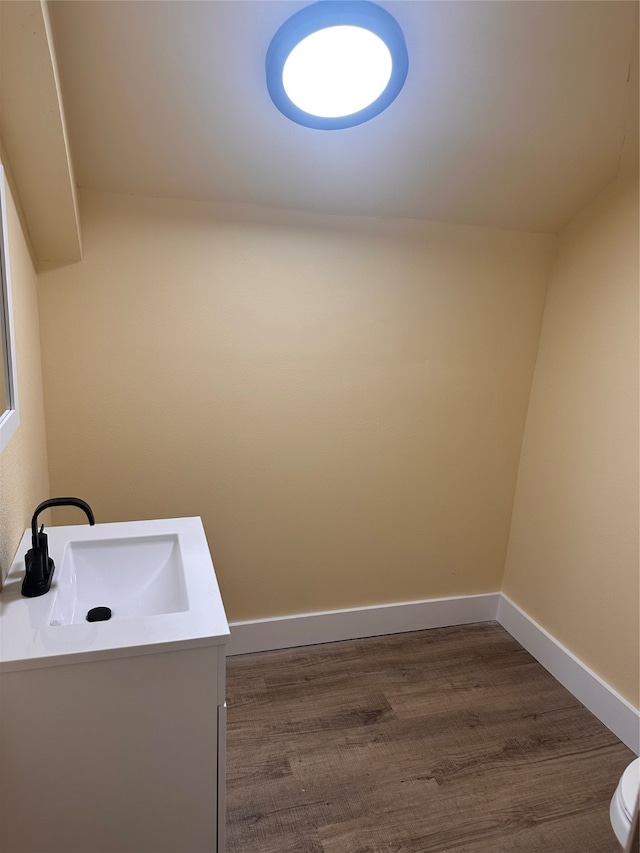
left=0, top=517, right=229, bottom=853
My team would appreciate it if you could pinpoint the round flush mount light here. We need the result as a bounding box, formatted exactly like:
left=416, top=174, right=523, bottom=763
left=266, top=1, right=408, bottom=130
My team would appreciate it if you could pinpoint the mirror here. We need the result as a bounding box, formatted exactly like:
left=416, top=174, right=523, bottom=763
left=0, top=163, right=20, bottom=452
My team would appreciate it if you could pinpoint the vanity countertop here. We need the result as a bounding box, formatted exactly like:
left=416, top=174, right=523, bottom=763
left=0, top=516, right=229, bottom=672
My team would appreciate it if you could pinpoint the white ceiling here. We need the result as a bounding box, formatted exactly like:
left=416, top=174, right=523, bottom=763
left=51, top=1, right=639, bottom=234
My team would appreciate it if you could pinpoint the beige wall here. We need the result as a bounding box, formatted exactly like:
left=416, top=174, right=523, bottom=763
left=503, top=177, right=639, bottom=706
left=37, top=189, right=554, bottom=621
left=0, top=151, right=50, bottom=581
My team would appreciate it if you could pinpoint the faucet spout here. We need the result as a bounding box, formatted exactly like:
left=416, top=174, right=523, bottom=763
left=22, top=497, right=95, bottom=598
left=30, top=497, right=95, bottom=548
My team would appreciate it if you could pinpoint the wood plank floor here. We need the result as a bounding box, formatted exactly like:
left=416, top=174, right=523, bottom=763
left=225, top=622, right=635, bottom=853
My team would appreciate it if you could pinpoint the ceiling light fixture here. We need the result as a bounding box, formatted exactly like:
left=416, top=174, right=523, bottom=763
left=266, top=1, right=408, bottom=130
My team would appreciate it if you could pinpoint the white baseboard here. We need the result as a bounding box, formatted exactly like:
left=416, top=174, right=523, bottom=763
left=497, top=594, right=640, bottom=754
left=227, top=590, right=639, bottom=755
left=228, top=592, right=500, bottom=656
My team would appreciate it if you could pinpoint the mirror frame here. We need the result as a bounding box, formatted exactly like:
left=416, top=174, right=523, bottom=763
left=0, top=163, right=20, bottom=452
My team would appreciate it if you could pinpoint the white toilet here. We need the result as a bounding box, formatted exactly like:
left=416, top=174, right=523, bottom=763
left=610, top=757, right=640, bottom=848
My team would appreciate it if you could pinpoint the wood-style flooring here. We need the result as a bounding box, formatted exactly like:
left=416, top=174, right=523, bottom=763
left=225, top=622, right=635, bottom=853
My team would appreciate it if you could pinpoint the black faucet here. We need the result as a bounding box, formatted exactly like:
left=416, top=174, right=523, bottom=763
left=22, top=497, right=95, bottom=598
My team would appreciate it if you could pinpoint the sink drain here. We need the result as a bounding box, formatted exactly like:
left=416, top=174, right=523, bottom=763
left=86, top=606, right=112, bottom=622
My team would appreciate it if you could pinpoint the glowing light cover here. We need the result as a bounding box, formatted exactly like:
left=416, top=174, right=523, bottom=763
left=266, top=2, right=408, bottom=130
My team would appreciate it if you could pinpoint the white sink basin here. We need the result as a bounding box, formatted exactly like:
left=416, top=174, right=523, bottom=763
left=49, top=534, right=189, bottom=626
left=0, top=517, right=229, bottom=671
